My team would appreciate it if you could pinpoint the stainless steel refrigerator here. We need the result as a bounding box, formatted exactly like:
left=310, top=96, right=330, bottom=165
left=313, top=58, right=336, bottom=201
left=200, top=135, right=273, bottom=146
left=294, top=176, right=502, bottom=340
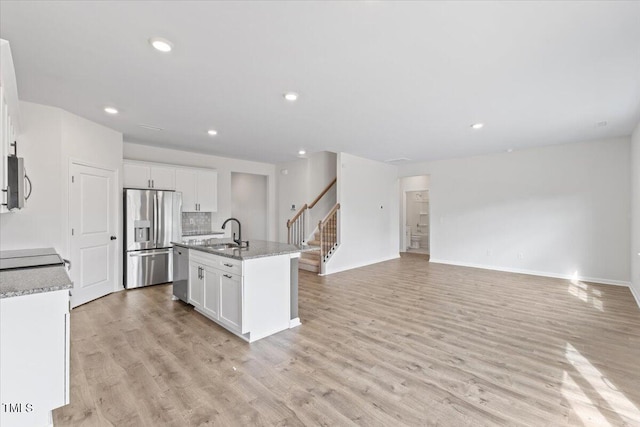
left=124, top=189, right=182, bottom=289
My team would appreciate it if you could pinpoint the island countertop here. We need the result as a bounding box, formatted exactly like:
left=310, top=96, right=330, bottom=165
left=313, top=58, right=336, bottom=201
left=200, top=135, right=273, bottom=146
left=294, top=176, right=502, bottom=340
left=173, top=238, right=316, bottom=260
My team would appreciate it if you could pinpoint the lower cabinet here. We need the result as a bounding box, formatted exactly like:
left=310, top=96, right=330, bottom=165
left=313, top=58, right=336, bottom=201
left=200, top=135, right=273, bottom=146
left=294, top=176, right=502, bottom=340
left=186, top=250, right=291, bottom=342
left=218, top=271, right=242, bottom=331
left=188, top=261, right=204, bottom=308
left=0, top=289, right=70, bottom=427
left=203, top=265, right=220, bottom=321
left=189, top=254, right=242, bottom=333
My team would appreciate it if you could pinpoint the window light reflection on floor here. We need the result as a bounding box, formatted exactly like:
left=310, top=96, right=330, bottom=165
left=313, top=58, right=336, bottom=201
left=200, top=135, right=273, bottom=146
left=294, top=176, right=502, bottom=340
left=563, top=342, right=640, bottom=424
left=567, top=272, right=604, bottom=311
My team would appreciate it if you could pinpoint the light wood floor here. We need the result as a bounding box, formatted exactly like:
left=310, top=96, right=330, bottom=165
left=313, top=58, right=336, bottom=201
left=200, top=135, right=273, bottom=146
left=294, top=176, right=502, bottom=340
left=54, top=254, right=640, bottom=426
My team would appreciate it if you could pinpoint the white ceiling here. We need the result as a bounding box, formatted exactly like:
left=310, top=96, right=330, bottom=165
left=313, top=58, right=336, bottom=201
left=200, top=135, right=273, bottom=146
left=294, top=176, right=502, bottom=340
left=1, top=1, right=639, bottom=164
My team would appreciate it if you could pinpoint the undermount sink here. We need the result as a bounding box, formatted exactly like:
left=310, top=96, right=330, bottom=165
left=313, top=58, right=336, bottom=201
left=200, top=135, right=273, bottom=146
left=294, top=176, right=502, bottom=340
left=204, top=243, right=239, bottom=250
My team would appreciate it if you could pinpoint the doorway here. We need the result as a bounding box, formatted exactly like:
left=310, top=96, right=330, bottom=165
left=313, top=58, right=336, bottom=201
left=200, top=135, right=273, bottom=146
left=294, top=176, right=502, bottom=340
left=69, top=162, right=118, bottom=307
left=231, top=172, right=268, bottom=241
left=405, top=190, right=430, bottom=254
left=400, top=175, right=430, bottom=255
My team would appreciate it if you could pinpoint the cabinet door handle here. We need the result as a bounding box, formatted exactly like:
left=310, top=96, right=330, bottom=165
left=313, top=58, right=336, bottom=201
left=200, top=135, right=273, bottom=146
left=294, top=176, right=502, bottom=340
left=152, top=179, right=155, bottom=188
left=223, top=263, right=233, bottom=267
left=148, top=179, right=151, bottom=188
left=223, top=274, right=232, bottom=279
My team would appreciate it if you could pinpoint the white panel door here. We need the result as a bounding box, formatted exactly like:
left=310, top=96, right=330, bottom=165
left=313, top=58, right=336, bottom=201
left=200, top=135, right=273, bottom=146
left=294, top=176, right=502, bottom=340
left=197, top=170, right=217, bottom=212
left=70, top=163, right=117, bottom=308
left=175, top=168, right=198, bottom=212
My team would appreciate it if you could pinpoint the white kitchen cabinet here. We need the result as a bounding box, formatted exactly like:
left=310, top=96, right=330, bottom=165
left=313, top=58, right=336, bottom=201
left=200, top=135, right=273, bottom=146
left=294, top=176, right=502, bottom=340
left=175, top=167, right=217, bottom=212
left=0, top=39, right=20, bottom=214
left=188, top=250, right=243, bottom=331
left=189, top=259, right=222, bottom=322
left=0, top=289, right=70, bottom=427
left=175, top=168, right=197, bottom=211
left=196, top=169, right=217, bottom=212
left=219, top=271, right=242, bottom=331
left=203, top=265, right=220, bottom=320
left=186, top=249, right=291, bottom=342
left=188, top=261, right=204, bottom=308
left=123, top=161, right=175, bottom=190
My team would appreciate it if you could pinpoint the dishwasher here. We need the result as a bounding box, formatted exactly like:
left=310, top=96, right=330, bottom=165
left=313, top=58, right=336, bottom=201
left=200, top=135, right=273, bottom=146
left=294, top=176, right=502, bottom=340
left=172, top=247, right=189, bottom=303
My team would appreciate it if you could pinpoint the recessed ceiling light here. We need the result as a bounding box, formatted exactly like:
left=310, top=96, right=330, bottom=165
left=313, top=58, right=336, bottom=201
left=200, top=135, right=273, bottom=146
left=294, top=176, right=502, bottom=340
left=284, top=92, right=299, bottom=102
left=149, top=37, right=173, bottom=53
left=298, top=150, right=306, bottom=155
left=506, top=148, right=513, bottom=153
left=207, top=129, right=218, bottom=136
left=471, top=123, right=484, bottom=129
left=104, top=107, right=118, bottom=115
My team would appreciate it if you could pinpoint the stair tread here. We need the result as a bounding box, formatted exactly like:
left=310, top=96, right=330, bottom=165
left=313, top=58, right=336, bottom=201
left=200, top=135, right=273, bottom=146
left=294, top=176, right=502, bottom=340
left=301, top=251, right=320, bottom=260
left=299, top=257, right=320, bottom=266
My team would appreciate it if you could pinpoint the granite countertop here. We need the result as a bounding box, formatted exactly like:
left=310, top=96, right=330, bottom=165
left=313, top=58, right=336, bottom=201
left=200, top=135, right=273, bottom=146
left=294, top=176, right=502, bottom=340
left=182, top=230, right=225, bottom=237
left=0, top=265, right=73, bottom=298
left=173, top=238, right=317, bottom=260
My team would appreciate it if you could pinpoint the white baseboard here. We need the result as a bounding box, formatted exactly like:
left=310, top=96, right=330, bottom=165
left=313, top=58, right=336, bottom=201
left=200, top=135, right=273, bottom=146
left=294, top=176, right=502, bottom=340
left=629, top=284, right=640, bottom=310
left=429, top=258, right=631, bottom=287
left=322, top=254, right=400, bottom=275
left=289, top=317, right=302, bottom=328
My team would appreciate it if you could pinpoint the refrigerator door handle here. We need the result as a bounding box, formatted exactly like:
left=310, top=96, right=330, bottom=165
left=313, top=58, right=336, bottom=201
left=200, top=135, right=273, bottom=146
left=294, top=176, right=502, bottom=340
left=153, top=193, right=159, bottom=246
left=129, top=249, right=172, bottom=257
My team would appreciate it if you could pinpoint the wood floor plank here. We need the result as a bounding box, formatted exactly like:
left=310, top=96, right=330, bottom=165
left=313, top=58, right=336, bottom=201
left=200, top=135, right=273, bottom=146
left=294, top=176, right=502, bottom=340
left=54, top=254, right=640, bottom=426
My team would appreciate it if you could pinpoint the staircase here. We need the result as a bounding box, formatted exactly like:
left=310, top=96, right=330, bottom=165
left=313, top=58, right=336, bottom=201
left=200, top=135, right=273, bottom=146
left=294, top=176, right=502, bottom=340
left=299, top=205, right=340, bottom=273
left=287, top=179, right=340, bottom=274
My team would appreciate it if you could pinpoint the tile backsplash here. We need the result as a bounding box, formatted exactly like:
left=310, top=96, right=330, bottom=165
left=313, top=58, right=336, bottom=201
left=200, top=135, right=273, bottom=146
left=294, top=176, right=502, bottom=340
left=182, top=212, right=214, bottom=234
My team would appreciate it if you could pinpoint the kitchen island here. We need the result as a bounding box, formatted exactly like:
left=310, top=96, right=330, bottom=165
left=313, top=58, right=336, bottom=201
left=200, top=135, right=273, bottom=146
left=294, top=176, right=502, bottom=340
left=173, top=239, right=312, bottom=342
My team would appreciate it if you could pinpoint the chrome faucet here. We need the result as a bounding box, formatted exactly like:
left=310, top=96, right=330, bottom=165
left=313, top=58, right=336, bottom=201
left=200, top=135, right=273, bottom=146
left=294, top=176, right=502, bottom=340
left=221, top=218, right=244, bottom=247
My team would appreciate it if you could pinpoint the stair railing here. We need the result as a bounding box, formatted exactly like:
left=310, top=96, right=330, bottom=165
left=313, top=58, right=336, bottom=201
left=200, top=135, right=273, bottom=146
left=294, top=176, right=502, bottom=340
left=287, top=178, right=337, bottom=245
left=318, top=203, right=340, bottom=273
left=287, top=204, right=307, bottom=245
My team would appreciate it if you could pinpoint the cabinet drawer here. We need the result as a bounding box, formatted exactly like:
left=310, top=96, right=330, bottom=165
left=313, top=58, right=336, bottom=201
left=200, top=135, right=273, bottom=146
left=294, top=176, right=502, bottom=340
left=216, top=257, right=242, bottom=275
left=190, top=251, right=242, bottom=276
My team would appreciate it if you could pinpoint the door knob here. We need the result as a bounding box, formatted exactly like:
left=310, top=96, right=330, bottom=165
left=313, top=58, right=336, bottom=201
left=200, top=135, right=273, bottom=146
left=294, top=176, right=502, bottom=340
left=110, top=236, right=117, bottom=240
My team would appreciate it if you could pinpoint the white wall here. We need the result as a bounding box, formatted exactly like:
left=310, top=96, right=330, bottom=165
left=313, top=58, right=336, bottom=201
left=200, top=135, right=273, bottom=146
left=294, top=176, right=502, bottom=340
left=399, top=138, right=631, bottom=285
left=276, top=151, right=337, bottom=243
left=326, top=153, right=399, bottom=274
left=0, top=102, right=63, bottom=251
left=231, top=172, right=267, bottom=241
left=631, top=123, right=640, bottom=306
left=307, top=152, right=337, bottom=234
left=123, top=143, right=277, bottom=240
left=0, top=101, right=123, bottom=288
left=277, top=157, right=310, bottom=242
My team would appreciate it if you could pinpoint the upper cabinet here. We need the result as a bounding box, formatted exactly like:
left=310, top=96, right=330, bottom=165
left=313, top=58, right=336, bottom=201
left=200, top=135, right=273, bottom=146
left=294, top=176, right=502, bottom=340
left=0, top=39, right=20, bottom=214
left=175, top=168, right=217, bottom=212
left=123, top=160, right=175, bottom=190
left=124, top=160, right=217, bottom=213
